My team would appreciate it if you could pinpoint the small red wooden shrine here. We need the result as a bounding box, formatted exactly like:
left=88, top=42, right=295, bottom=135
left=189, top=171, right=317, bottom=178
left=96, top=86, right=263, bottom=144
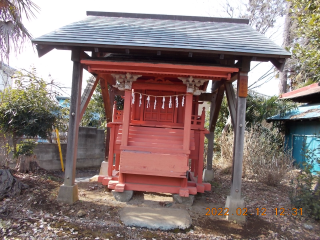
left=33, top=11, right=290, bottom=219
left=83, top=61, right=238, bottom=198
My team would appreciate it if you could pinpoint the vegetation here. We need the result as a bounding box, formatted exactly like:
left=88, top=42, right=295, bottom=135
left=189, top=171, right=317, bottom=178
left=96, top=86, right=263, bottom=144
left=0, top=68, right=60, bottom=155
left=289, top=0, right=320, bottom=89
left=0, top=0, right=39, bottom=61
left=290, top=144, right=320, bottom=220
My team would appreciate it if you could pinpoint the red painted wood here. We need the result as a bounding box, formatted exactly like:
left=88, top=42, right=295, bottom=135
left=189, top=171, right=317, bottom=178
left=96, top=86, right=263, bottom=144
left=120, top=151, right=188, bottom=178
left=82, top=60, right=238, bottom=79
left=133, top=82, right=186, bottom=92
left=183, top=94, right=193, bottom=150
left=121, top=90, right=132, bottom=146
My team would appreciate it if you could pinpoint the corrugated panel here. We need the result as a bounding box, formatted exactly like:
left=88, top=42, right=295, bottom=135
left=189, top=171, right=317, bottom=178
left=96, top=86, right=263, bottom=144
left=267, top=103, right=320, bottom=121
left=32, top=14, right=290, bottom=57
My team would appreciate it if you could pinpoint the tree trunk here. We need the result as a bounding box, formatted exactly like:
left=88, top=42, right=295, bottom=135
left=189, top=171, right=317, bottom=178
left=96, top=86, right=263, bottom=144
left=0, top=169, right=28, bottom=200
left=15, top=155, right=39, bottom=173
left=279, top=2, right=292, bottom=95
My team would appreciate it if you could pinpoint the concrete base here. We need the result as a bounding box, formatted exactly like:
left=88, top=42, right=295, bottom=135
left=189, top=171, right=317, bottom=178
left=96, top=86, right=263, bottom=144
left=99, top=161, right=108, bottom=176
left=225, top=196, right=246, bottom=223
left=112, top=190, right=133, bottom=202
left=120, top=207, right=192, bottom=230
left=57, top=184, right=79, bottom=204
left=202, top=169, right=214, bottom=182
left=172, top=194, right=195, bottom=206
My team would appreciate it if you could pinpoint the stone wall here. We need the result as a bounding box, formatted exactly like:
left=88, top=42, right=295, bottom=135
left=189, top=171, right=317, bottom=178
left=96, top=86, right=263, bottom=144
left=34, top=127, right=105, bottom=170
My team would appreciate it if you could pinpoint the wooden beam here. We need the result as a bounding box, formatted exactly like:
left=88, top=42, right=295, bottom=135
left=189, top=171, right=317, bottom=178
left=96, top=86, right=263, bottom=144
left=79, top=76, right=99, bottom=120
left=100, top=78, right=112, bottom=122
left=82, top=59, right=238, bottom=79
left=101, top=73, right=116, bottom=86
left=36, top=45, right=54, bottom=58
left=199, top=93, right=213, bottom=101
left=57, top=48, right=83, bottom=204
left=270, top=58, right=286, bottom=71
left=133, top=82, right=186, bottom=92
left=209, top=84, right=225, bottom=132
left=225, top=82, right=236, bottom=129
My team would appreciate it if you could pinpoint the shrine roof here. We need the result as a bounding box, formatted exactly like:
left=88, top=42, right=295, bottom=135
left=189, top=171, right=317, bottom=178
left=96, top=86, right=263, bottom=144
left=32, top=11, right=290, bottom=59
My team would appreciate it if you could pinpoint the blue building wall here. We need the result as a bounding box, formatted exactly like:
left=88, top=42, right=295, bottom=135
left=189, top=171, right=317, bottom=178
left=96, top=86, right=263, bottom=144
left=285, top=121, right=320, bottom=172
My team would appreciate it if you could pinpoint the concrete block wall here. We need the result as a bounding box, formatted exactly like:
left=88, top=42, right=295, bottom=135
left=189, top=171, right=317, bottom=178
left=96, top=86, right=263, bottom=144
left=35, top=127, right=105, bottom=171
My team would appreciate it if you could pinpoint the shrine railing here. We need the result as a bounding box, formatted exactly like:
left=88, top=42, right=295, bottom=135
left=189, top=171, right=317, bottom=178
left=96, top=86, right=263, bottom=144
left=191, top=107, right=205, bottom=129
left=112, top=101, right=123, bottom=122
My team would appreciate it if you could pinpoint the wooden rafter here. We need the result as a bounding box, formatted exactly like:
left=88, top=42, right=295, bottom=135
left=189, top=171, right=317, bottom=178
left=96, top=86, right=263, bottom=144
left=209, top=84, right=225, bottom=132
left=100, top=76, right=113, bottom=122
left=80, top=76, right=99, bottom=120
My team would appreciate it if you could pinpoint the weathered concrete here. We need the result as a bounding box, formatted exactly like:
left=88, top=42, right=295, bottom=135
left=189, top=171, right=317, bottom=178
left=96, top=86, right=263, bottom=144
left=112, top=190, right=133, bottom=202
left=57, top=184, right=79, bottom=204
left=172, top=194, right=194, bottom=206
left=225, top=196, right=246, bottom=223
left=120, top=207, right=192, bottom=230
left=99, top=161, right=108, bottom=175
left=34, top=127, right=105, bottom=171
left=202, top=169, right=214, bottom=181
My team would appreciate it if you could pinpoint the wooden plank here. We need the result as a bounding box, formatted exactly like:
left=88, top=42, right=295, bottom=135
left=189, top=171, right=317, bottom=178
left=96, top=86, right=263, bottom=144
left=183, top=94, right=193, bottom=150
left=120, top=151, right=188, bottom=178
left=121, top=90, right=132, bottom=146
left=80, top=76, right=99, bottom=120
left=100, top=78, right=112, bottom=122
left=133, top=82, right=186, bottom=92
left=63, top=48, right=82, bottom=186
left=225, top=82, right=236, bottom=129
left=210, top=84, right=225, bottom=132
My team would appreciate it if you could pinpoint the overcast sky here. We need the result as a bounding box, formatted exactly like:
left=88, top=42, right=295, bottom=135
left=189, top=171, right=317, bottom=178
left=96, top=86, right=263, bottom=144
left=8, top=0, right=284, bottom=97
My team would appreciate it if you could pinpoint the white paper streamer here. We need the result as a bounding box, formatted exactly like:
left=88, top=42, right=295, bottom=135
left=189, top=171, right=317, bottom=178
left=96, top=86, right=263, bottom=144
left=147, top=96, right=150, bottom=108
left=176, top=96, right=178, bottom=108
left=169, top=96, right=172, bottom=108
left=154, top=97, right=157, bottom=109
left=139, top=94, right=142, bottom=107
left=182, top=96, right=185, bottom=107
left=162, top=97, right=165, bottom=109
left=132, top=92, right=135, bottom=104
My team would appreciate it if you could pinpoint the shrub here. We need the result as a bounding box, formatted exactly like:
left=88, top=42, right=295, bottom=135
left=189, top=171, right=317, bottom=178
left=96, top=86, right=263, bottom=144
left=289, top=147, right=320, bottom=220
left=220, top=123, right=294, bottom=186
left=14, top=140, right=37, bottom=159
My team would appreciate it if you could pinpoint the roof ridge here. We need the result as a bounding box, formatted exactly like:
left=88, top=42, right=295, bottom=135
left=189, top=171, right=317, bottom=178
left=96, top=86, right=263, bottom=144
left=86, top=11, right=249, bottom=24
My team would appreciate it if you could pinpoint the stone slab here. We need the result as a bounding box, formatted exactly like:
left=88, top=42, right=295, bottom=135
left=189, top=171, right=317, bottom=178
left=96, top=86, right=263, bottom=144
left=120, top=207, right=192, bottom=230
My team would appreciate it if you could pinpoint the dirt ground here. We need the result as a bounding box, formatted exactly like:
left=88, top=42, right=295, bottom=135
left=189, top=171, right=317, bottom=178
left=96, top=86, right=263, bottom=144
left=0, top=167, right=319, bottom=240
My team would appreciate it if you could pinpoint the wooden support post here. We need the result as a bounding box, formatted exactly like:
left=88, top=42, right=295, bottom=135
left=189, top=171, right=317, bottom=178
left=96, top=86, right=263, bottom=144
left=183, top=94, right=193, bottom=151
left=225, top=82, right=236, bottom=129
left=197, top=132, right=205, bottom=184
left=225, top=71, right=248, bottom=222
left=206, top=132, right=214, bottom=170
left=121, top=90, right=132, bottom=147
left=57, top=48, right=83, bottom=204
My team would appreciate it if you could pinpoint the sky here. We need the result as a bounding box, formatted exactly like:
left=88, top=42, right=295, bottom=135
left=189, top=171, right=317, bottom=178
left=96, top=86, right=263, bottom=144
left=8, top=0, right=285, bottom=97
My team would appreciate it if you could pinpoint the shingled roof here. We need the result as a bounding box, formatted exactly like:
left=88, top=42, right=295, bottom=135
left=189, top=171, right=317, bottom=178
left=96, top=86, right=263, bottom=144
left=32, top=11, right=290, bottom=61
